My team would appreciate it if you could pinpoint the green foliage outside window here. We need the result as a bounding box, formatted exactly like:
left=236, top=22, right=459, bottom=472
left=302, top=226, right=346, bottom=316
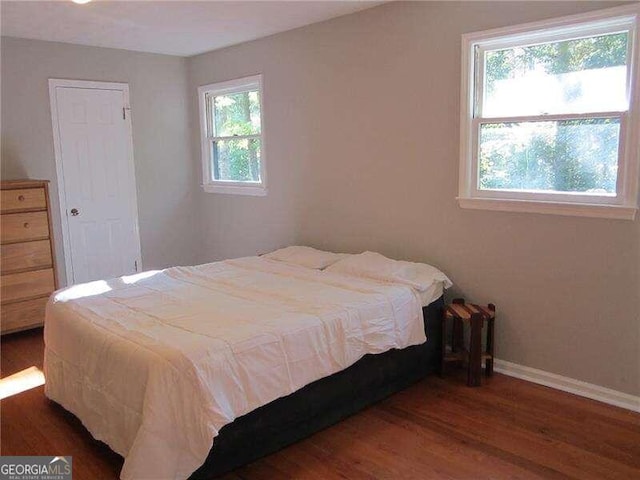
left=480, top=33, right=627, bottom=194
left=486, top=33, right=627, bottom=89
left=211, top=90, right=261, bottom=182
left=480, top=119, right=619, bottom=193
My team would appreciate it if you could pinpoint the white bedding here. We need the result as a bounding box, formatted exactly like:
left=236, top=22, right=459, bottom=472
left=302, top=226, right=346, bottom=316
left=44, top=256, right=447, bottom=480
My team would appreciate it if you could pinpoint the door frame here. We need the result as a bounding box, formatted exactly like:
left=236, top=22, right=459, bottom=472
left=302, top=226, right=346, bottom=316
left=49, top=78, right=142, bottom=286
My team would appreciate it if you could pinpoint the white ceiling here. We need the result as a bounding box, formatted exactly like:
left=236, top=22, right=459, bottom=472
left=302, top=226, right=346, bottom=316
left=0, top=0, right=382, bottom=57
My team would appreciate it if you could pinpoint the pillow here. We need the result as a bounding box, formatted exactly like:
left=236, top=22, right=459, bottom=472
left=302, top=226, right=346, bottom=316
left=263, top=246, right=348, bottom=270
left=325, top=251, right=452, bottom=292
left=399, top=260, right=453, bottom=291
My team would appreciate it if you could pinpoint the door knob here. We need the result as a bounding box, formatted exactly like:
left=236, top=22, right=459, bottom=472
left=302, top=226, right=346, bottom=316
left=70, top=208, right=80, bottom=216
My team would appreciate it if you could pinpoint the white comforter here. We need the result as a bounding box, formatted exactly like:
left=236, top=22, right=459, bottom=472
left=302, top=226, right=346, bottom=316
left=44, top=257, right=442, bottom=480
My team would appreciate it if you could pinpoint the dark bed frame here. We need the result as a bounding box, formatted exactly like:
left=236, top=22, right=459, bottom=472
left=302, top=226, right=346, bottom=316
left=190, top=296, right=444, bottom=479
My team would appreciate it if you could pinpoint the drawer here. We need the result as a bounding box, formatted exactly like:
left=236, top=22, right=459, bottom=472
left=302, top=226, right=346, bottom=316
left=1, top=240, right=53, bottom=274
left=1, top=296, right=48, bottom=334
left=1, top=188, right=46, bottom=213
left=0, top=211, right=49, bottom=244
left=1, top=269, right=55, bottom=304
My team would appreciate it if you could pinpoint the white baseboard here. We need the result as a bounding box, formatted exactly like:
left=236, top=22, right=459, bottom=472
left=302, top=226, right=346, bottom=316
left=493, top=359, right=640, bottom=413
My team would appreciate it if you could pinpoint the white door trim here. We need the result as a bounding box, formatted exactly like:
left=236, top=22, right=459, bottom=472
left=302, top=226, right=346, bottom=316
left=49, top=78, right=142, bottom=286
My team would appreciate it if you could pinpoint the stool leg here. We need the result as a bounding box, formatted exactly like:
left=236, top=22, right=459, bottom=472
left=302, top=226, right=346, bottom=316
left=452, top=318, right=463, bottom=353
left=452, top=297, right=465, bottom=351
left=440, top=313, right=447, bottom=377
left=468, top=313, right=483, bottom=387
left=485, top=317, right=494, bottom=377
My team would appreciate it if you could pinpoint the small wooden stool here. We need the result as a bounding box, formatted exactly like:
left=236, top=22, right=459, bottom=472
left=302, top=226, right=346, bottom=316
left=442, top=298, right=495, bottom=387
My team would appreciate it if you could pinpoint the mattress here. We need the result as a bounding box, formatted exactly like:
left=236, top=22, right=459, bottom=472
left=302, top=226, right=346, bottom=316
left=191, top=296, right=445, bottom=479
left=44, top=256, right=448, bottom=480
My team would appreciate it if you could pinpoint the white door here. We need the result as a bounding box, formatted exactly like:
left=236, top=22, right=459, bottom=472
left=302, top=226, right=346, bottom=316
left=51, top=81, right=142, bottom=285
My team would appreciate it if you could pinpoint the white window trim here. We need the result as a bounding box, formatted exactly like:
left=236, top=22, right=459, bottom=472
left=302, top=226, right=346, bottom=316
left=459, top=4, right=640, bottom=220
left=198, top=74, right=267, bottom=196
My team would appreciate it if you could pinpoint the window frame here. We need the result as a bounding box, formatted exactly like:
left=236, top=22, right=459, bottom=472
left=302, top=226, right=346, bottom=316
left=198, top=74, right=267, bottom=196
left=459, top=5, right=640, bottom=220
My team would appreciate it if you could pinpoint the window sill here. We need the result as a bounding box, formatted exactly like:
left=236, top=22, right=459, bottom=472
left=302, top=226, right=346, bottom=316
left=457, top=197, right=637, bottom=220
left=202, top=183, right=267, bottom=196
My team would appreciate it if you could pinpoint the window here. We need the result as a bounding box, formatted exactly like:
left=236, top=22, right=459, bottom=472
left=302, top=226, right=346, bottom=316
left=198, top=75, right=266, bottom=195
left=459, top=6, right=640, bottom=219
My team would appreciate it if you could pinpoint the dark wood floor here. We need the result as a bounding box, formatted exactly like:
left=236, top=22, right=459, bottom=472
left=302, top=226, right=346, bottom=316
left=2, top=329, right=639, bottom=480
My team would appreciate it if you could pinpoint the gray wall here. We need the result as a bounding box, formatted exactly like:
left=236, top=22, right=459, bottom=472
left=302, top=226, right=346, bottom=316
left=189, top=1, right=639, bottom=396
left=1, top=37, right=199, bottom=284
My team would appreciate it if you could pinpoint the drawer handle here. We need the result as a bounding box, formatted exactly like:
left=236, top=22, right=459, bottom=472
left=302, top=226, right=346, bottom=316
left=23, top=222, right=30, bottom=228
left=18, top=195, right=25, bottom=201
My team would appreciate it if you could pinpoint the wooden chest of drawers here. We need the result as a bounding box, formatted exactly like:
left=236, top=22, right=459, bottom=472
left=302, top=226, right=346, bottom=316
left=1, top=180, right=58, bottom=334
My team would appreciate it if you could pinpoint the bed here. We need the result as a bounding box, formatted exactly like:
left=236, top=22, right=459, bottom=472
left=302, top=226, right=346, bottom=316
left=44, top=250, right=451, bottom=480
